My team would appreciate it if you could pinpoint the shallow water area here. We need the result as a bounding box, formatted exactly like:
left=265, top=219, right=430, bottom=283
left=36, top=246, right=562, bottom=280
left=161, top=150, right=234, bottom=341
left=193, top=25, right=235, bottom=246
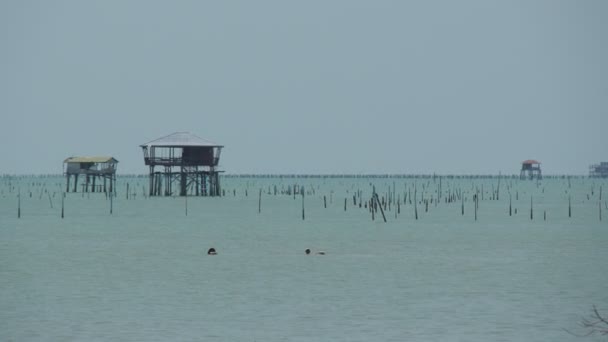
left=1, top=175, right=607, bottom=341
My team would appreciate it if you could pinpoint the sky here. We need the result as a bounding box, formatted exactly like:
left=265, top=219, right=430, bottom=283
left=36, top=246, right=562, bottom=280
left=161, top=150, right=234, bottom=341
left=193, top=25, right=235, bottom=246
left=1, top=0, right=607, bottom=175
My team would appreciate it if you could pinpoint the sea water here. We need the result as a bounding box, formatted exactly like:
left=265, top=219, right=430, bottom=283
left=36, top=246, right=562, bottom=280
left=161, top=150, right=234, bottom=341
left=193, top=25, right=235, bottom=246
left=1, top=175, right=607, bottom=341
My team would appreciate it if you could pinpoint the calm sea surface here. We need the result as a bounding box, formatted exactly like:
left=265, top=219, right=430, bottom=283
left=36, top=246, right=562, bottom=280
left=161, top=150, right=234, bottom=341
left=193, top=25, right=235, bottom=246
left=1, top=175, right=607, bottom=341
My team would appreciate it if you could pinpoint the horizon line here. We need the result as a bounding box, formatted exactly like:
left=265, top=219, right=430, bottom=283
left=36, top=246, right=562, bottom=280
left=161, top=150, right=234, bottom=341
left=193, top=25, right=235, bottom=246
left=0, top=172, right=596, bottom=178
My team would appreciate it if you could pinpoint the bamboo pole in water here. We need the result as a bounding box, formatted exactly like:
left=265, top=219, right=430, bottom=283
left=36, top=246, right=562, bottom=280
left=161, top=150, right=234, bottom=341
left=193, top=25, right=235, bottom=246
left=375, top=193, right=387, bottom=223
left=474, top=193, right=478, bottom=221
left=461, top=195, right=464, bottom=216
left=371, top=198, right=375, bottom=221
left=530, top=195, right=533, bottom=220
left=302, top=192, right=305, bottom=220
left=414, top=192, right=418, bottom=220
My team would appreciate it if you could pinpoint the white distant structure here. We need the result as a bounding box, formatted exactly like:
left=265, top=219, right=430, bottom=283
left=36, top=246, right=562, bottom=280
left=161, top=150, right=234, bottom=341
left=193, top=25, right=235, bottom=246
left=589, top=162, right=608, bottom=178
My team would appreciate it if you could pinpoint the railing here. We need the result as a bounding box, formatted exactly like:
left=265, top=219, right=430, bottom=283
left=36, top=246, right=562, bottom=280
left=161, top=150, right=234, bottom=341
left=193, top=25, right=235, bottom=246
left=144, top=157, right=218, bottom=166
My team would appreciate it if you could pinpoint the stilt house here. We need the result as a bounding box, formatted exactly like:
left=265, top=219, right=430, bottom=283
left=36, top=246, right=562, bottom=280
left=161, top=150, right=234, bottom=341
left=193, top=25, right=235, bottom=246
left=64, top=156, right=118, bottom=193
left=590, top=162, right=608, bottom=178
left=141, top=132, right=223, bottom=196
left=520, top=160, right=542, bottom=180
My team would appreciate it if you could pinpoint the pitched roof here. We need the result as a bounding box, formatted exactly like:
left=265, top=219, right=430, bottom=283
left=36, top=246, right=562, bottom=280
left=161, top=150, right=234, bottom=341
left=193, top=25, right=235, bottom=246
left=522, top=159, right=540, bottom=165
left=64, top=156, right=118, bottom=163
left=140, top=132, right=222, bottom=148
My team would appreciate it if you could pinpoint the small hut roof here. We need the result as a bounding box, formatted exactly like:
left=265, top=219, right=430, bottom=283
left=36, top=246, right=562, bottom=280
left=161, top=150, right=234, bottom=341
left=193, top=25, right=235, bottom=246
left=140, top=132, right=222, bottom=148
left=522, top=159, right=541, bottom=165
left=64, top=156, right=118, bottom=163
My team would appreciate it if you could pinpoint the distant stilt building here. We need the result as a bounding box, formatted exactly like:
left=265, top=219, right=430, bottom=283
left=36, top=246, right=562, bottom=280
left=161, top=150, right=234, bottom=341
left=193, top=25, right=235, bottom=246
left=589, top=162, right=608, bottom=178
left=64, top=156, right=118, bottom=193
left=520, top=160, right=542, bottom=180
left=140, top=132, right=224, bottom=196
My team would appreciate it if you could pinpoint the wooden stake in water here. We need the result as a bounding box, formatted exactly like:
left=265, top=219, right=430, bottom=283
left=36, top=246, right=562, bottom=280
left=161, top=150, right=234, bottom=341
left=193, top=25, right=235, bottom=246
left=568, top=196, right=571, bottom=218
left=185, top=193, right=188, bottom=216
left=509, top=194, right=512, bottom=216
left=461, top=196, right=464, bottom=216
left=110, top=190, right=113, bottom=215
left=61, top=193, right=65, bottom=219
left=414, top=196, right=418, bottom=220
left=17, top=193, right=21, bottom=219
left=302, top=192, right=305, bottom=220
left=375, top=193, right=387, bottom=223
left=324, top=195, right=327, bottom=209
left=530, top=195, right=533, bottom=220
left=258, top=189, right=262, bottom=214
left=395, top=200, right=398, bottom=219
left=497, top=172, right=501, bottom=201
left=368, top=198, right=373, bottom=221
left=48, top=193, right=53, bottom=209
left=474, top=194, right=477, bottom=221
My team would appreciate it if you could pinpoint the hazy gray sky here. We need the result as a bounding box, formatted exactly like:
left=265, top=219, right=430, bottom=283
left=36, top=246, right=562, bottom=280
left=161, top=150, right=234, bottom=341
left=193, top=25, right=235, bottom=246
left=1, top=1, right=606, bottom=175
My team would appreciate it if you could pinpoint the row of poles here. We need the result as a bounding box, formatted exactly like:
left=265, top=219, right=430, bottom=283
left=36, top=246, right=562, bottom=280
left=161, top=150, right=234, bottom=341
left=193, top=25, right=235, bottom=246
left=252, top=179, right=606, bottom=223
left=4, top=177, right=607, bottom=222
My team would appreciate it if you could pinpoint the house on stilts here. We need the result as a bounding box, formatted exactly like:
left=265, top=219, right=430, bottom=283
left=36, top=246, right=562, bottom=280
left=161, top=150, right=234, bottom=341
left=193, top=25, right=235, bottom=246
left=140, top=132, right=223, bottom=196
left=64, top=156, right=118, bottom=193
left=589, top=162, right=608, bottom=178
left=520, top=160, right=542, bottom=180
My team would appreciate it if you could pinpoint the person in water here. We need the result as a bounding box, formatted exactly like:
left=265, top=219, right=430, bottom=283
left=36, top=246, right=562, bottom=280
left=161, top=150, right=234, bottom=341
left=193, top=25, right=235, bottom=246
left=305, top=248, right=325, bottom=255
left=207, top=248, right=217, bottom=255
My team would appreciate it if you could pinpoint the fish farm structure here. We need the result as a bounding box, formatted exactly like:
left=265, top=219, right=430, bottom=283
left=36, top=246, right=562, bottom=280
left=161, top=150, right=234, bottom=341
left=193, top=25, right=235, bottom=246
left=589, top=162, right=608, bottom=178
left=520, top=160, right=542, bottom=180
left=64, top=156, right=118, bottom=193
left=140, top=132, right=223, bottom=197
